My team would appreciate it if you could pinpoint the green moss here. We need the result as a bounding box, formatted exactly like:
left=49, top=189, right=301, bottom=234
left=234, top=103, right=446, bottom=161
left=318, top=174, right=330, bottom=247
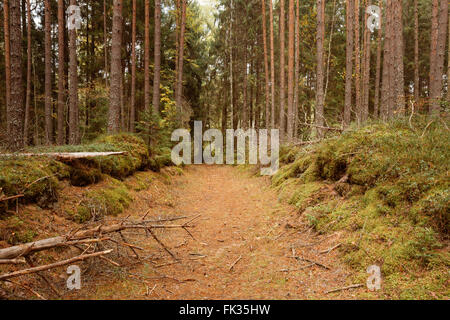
left=70, top=178, right=133, bottom=223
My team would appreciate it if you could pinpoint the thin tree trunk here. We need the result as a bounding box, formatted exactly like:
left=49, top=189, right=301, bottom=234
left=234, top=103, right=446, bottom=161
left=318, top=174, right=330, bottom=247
left=447, top=14, right=450, bottom=102
left=381, top=0, right=392, bottom=120
left=144, top=0, right=150, bottom=114
left=176, top=0, right=187, bottom=119
left=269, top=0, right=276, bottom=128
left=8, top=0, right=24, bottom=151
left=393, top=0, right=405, bottom=115
left=315, top=0, right=325, bottom=138
left=293, top=0, right=300, bottom=137
left=57, top=0, right=65, bottom=145
left=414, top=0, right=420, bottom=103
left=130, top=0, right=136, bottom=132
left=108, top=0, right=123, bottom=133
left=324, top=0, right=337, bottom=100
left=361, top=0, right=371, bottom=122
left=373, top=0, right=382, bottom=119
left=104, top=0, right=108, bottom=86
left=44, top=0, right=53, bottom=144
left=279, top=0, right=286, bottom=135
left=286, top=0, right=294, bottom=140
left=24, top=0, right=32, bottom=145
left=68, top=0, right=80, bottom=144
left=354, top=0, right=361, bottom=124
left=152, top=0, right=162, bottom=115
left=344, top=0, right=354, bottom=126
left=4, top=0, right=11, bottom=136
left=261, top=0, right=270, bottom=129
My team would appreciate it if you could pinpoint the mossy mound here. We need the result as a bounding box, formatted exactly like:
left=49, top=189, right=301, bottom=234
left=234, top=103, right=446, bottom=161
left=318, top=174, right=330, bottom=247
left=67, top=178, right=132, bottom=223
left=274, top=118, right=450, bottom=299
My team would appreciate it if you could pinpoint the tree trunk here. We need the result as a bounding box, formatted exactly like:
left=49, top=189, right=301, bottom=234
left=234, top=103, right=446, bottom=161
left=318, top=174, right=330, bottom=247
left=24, top=0, right=32, bottom=145
left=104, top=0, right=108, bottom=86
left=381, top=0, right=393, bottom=120
left=261, top=0, right=270, bottom=129
left=57, top=0, right=65, bottom=145
left=414, top=0, right=420, bottom=103
left=130, top=0, right=136, bottom=132
left=44, top=0, right=53, bottom=144
left=176, top=0, right=187, bottom=120
left=279, top=0, right=286, bottom=135
left=361, top=0, right=371, bottom=123
left=393, top=0, right=405, bottom=115
left=344, top=0, right=354, bottom=126
left=4, top=0, right=11, bottom=137
left=108, top=0, right=123, bottom=133
left=315, top=0, right=325, bottom=138
left=68, top=0, right=80, bottom=144
left=286, top=0, right=294, bottom=140
left=354, top=0, right=361, bottom=124
left=8, top=0, right=24, bottom=151
left=373, top=0, right=382, bottom=119
left=293, top=0, right=300, bottom=137
left=153, top=0, right=162, bottom=116
left=269, top=0, right=276, bottom=128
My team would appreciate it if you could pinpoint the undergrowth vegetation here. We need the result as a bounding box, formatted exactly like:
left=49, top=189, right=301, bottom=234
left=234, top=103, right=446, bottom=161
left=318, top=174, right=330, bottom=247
left=273, top=117, right=449, bottom=299
left=0, top=134, right=174, bottom=217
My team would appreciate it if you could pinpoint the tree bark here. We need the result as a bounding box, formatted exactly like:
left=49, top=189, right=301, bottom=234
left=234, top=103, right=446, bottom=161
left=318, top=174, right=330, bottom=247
left=4, top=0, right=11, bottom=137
left=279, top=0, right=286, bottom=135
left=293, top=0, right=300, bottom=137
left=414, top=0, right=420, bottom=103
left=108, top=0, right=123, bottom=134
left=315, top=0, right=325, bottom=138
left=373, top=0, right=382, bottom=119
left=153, top=0, right=162, bottom=116
left=8, top=0, right=24, bottom=151
left=176, top=0, right=187, bottom=120
left=393, top=0, right=405, bottom=115
left=361, top=0, right=371, bottom=123
left=44, top=0, right=53, bottom=145
left=57, top=0, right=65, bottom=145
left=269, top=0, right=276, bottom=128
left=344, top=0, right=354, bottom=126
left=286, top=0, right=294, bottom=140
left=261, top=0, right=270, bottom=129
left=68, top=0, right=80, bottom=144
left=130, top=0, right=136, bottom=132
left=354, top=0, right=361, bottom=124
left=24, top=0, right=32, bottom=145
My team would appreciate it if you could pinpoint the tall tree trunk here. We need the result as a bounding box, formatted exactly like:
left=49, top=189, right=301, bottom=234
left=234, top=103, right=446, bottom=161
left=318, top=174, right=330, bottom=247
left=144, top=0, right=150, bottom=114
left=8, top=0, right=24, bottom=151
left=286, top=0, right=294, bottom=140
left=354, top=0, right=361, bottom=124
left=175, top=0, right=180, bottom=97
left=4, top=0, right=11, bottom=136
left=414, top=0, right=420, bottom=103
left=24, top=0, right=32, bottom=145
left=315, top=0, right=325, bottom=138
left=393, top=0, right=405, bottom=115
left=429, top=0, right=448, bottom=115
left=243, top=43, right=248, bottom=129
left=447, top=15, right=450, bottom=102
left=344, top=0, right=354, bottom=126
left=104, top=0, right=108, bottom=86
left=324, top=0, right=337, bottom=100
left=293, top=0, right=300, bottom=137
left=57, top=0, right=65, bottom=145
left=373, top=0, right=382, bottom=119
left=130, top=0, right=136, bottom=132
left=44, top=0, right=53, bottom=144
left=68, top=0, right=80, bottom=144
left=361, top=0, right=371, bottom=122
left=176, top=0, right=187, bottom=119
left=279, top=0, right=286, bottom=135
left=269, top=0, right=276, bottom=128
left=261, top=0, right=270, bottom=129
left=153, top=0, right=162, bottom=115
left=108, top=0, right=123, bottom=133
left=381, top=0, right=392, bottom=120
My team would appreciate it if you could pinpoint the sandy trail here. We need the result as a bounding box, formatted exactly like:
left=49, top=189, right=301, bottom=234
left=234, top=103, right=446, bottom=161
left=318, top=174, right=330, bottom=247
left=83, top=166, right=361, bottom=300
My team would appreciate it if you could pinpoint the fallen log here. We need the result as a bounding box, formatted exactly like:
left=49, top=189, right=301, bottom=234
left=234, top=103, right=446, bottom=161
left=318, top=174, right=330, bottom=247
left=0, top=152, right=127, bottom=160
left=0, top=258, right=26, bottom=265
left=0, top=221, right=193, bottom=260
left=0, top=250, right=113, bottom=281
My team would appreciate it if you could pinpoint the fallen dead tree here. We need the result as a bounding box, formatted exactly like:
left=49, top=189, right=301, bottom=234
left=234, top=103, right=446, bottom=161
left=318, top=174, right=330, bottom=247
left=0, top=215, right=197, bottom=298
left=0, top=152, right=127, bottom=160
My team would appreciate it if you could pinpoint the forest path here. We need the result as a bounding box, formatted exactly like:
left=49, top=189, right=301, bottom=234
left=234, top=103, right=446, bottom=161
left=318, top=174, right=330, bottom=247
left=86, top=166, right=361, bottom=300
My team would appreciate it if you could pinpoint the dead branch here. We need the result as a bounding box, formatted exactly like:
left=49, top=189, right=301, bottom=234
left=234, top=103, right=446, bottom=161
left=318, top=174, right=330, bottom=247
left=229, top=255, right=242, bottom=272
left=0, top=250, right=113, bottom=281
left=0, top=258, right=26, bottom=265
left=325, top=284, right=364, bottom=294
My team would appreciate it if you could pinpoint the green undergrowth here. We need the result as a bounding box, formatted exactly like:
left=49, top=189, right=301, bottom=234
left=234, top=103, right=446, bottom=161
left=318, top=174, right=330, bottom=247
left=0, top=134, right=174, bottom=215
left=273, top=117, right=450, bottom=299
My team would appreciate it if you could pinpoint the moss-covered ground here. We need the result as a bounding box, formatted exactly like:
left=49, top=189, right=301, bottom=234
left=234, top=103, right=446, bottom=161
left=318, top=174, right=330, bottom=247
left=272, top=118, right=449, bottom=299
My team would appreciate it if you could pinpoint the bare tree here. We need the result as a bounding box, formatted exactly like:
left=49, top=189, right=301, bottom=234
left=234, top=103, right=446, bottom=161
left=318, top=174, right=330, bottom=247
left=153, top=0, right=162, bottom=115
left=8, top=0, right=24, bottom=151
left=108, top=0, right=123, bottom=133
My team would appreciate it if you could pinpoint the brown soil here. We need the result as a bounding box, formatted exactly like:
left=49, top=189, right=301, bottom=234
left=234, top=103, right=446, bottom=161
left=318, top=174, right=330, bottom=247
left=71, top=165, right=365, bottom=300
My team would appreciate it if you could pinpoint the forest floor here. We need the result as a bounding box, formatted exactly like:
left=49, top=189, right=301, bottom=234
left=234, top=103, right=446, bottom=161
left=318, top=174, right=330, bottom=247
left=69, top=165, right=370, bottom=300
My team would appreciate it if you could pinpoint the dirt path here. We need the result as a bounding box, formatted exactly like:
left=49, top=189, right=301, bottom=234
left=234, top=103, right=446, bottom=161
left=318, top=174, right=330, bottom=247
left=83, top=166, right=362, bottom=300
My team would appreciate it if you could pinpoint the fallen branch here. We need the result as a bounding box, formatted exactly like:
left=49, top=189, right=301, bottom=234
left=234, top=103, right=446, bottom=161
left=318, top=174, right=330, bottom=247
left=0, top=249, right=113, bottom=281
left=229, top=255, right=242, bottom=272
left=325, top=284, right=364, bottom=294
left=0, top=258, right=26, bottom=265
left=320, top=243, right=342, bottom=255
left=290, top=255, right=331, bottom=270
left=0, top=194, right=24, bottom=202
